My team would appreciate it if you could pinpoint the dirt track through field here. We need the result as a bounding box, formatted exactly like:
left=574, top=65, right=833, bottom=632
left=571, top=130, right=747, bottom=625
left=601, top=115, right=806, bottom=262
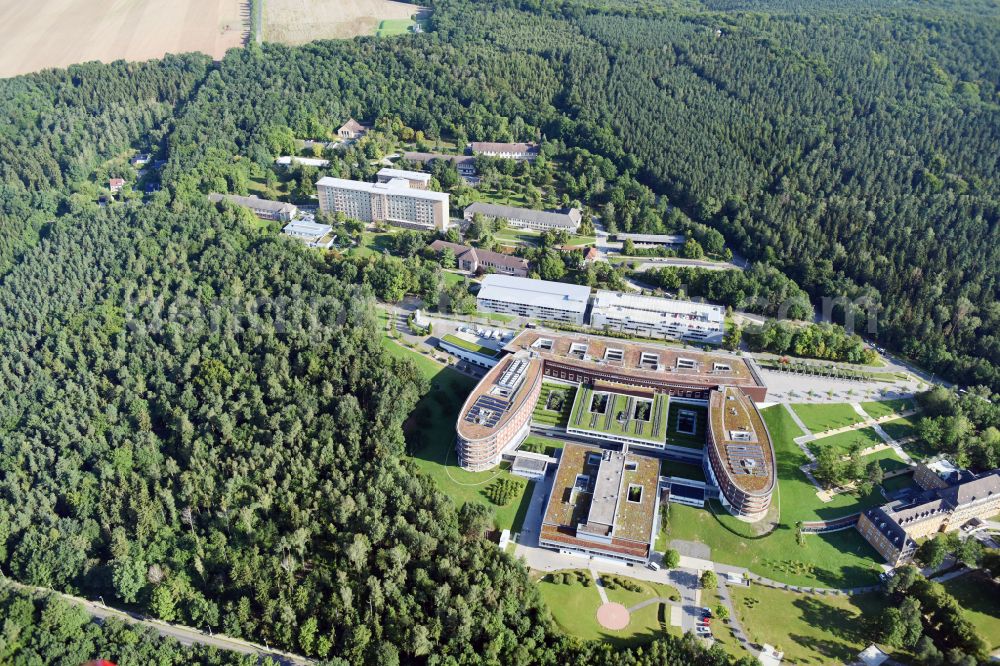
left=0, top=0, right=247, bottom=79
left=264, top=0, right=420, bottom=44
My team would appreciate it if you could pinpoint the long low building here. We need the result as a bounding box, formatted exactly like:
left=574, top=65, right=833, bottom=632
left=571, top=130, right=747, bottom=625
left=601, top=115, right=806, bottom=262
left=464, top=202, right=581, bottom=233
left=470, top=142, right=539, bottom=160
left=402, top=152, right=476, bottom=177
left=316, top=176, right=449, bottom=231
left=276, top=156, right=330, bottom=168
left=208, top=193, right=297, bottom=222
left=282, top=218, right=335, bottom=249
left=506, top=329, right=768, bottom=403
left=476, top=274, right=591, bottom=324
left=591, top=290, right=725, bottom=344
left=427, top=240, right=530, bottom=277
left=539, top=443, right=661, bottom=563
left=615, top=233, right=686, bottom=247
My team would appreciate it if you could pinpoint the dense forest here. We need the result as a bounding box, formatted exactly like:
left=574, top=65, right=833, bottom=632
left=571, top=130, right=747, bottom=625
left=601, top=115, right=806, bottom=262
left=0, top=585, right=261, bottom=665
left=155, top=0, right=1000, bottom=390
left=0, top=0, right=998, bottom=663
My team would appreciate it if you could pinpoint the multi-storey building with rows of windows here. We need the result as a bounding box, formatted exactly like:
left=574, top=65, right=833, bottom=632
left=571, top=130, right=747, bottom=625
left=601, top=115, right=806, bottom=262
left=590, top=290, right=726, bottom=344
left=475, top=275, right=590, bottom=324
left=316, top=176, right=450, bottom=231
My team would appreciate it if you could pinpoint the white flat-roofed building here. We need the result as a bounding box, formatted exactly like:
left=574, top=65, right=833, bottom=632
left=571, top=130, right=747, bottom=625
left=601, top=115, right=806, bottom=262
left=464, top=202, right=581, bottom=233
left=377, top=167, right=431, bottom=190
left=615, top=233, right=686, bottom=247
left=591, top=290, right=725, bottom=343
left=276, top=156, right=331, bottom=168
left=477, top=274, right=590, bottom=324
left=316, top=176, right=450, bottom=231
left=282, top=218, right=336, bottom=249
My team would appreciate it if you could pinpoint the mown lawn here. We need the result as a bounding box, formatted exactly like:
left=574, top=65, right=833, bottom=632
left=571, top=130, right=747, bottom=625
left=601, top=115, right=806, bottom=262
left=659, top=459, right=706, bottom=482
left=860, top=398, right=914, bottom=419
left=376, top=18, right=416, bottom=36
left=809, top=427, right=884, bottom=457
left=942, top=571, right=1000, bottom=652
left=702, top=588, right=748, bottom=660
left=731, top=585, right=890, bottom=665
left=791, top=403, right=865, bottom=433
left=384, top=337, right=534, bottom=531
left=880, top=472, right=917, bottom=494
left=664, top=406, right=883, bottom=588
left=537, top=571, right=677, bottom=647
left=856, top=447, right=910, bottom=474
left=664, top=402, right=706, bottom=450
left=600, top=574, right=680, bottom=608
left=880, top=415, right=918, bottom=441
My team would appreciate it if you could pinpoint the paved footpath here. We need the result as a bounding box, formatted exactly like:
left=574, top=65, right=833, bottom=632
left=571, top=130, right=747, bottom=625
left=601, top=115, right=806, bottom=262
left=715, top=581, right=756, bottom=655
left=782, top=403, right=817, bottom=461
left=589, top=568, right=610, bottom=604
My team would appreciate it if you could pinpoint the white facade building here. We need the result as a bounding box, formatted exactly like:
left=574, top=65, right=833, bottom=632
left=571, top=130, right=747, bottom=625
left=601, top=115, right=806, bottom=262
left=282, top=218, right=335, bottom=249
left=590, top=290, right=725, bottom=343
left=316, top=176, right=450, bottom=231
left=463, top=202, right=581, bottom=232
left=276, top=156, right=331, bottom=168
left=476, top=275, right=590, bottom=324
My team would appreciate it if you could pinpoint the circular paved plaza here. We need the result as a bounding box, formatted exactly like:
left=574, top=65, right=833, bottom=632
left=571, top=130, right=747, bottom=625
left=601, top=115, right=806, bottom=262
left=596, top=602, right=630, bottom=630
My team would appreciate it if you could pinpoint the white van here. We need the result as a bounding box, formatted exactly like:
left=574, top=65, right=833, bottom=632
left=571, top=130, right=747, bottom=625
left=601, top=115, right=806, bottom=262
left=647, top=561, right=660, bottom=571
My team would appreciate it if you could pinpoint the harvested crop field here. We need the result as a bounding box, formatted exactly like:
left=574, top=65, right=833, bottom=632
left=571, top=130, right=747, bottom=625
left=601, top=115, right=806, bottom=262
left=0, top=0, right=247, bottom=79
left=264, top=0, right=423, bottom=44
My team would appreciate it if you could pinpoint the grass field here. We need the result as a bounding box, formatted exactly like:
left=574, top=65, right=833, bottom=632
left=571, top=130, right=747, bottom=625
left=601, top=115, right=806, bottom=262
left=702, top=588, right=748, bottom=660
left=0, top=0, right=246, bottom=78
left=493, top=227, right=596, bottom=248
left=791, top=403, right=865, bottom=433
left=383, top=337, right=533, bottom=531
left=537, top=571, right=679, bottom=647
left=600, top=575, right=680, bottom=609
left=856, top=447, right=910, bottom=474
left=264, top=0, right=420, bottom=44
left=880, top=415, right=918, bottom=441
left=942, top=571, right=1000, bottom=652
left=731, top=585, right=889, bottom=665
left=660, top=459, right=706, bottom=482
left=879, top=472, right=917, bottom=494
left=532, top=383, right=576, bottom=428
left=376, top=18, right=416, bottom=36
left=664, top=406, right=884, bottom=588
left=664, top=402, right=707, bottom=449
left=860, top=398, right=914, bottom=419
left=441, top=271, right=468, bottom=287
left=810, top=427, right=884, bottom=457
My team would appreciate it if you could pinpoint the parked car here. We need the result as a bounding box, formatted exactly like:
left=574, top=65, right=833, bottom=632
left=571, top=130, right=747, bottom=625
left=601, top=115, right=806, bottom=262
left=647, top=562, right=660, bottom=571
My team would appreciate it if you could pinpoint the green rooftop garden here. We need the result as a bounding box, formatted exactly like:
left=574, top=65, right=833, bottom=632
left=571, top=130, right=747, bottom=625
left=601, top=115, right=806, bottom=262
left=569, top=385, right=668, bottom=445
left=440, top=333, right=500, bottom=357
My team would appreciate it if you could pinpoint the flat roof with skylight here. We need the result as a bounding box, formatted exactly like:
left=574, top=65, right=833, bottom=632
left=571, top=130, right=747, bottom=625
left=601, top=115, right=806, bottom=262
left=539, top=443, right=660, bottom=562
